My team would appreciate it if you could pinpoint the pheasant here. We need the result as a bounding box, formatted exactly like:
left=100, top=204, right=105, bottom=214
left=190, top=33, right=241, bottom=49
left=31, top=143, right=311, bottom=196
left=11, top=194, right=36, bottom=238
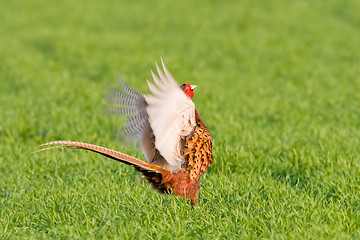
left=38, top=60, right=213, bottom=206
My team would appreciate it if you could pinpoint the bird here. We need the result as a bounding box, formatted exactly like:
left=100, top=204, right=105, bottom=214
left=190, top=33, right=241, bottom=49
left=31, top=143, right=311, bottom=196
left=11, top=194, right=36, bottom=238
left=37, top=60, right=213, bottom=206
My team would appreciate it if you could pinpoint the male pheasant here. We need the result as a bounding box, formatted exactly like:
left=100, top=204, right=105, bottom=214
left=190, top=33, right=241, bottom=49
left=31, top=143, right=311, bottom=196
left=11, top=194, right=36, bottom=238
left=38, top=60, right=213, bottom=206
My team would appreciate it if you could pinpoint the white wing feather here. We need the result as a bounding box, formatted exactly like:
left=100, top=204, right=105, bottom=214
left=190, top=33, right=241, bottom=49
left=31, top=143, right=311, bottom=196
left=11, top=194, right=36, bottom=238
left=144, top=60, right=196, bottom=169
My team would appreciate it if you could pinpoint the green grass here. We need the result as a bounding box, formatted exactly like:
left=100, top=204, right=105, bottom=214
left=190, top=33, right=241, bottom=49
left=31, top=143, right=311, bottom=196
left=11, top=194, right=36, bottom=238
left=1, top=0, right=360, bottom=238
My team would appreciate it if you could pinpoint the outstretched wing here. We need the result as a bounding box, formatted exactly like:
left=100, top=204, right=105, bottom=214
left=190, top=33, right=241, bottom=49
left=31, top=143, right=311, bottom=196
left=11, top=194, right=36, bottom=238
left=145, top=60, right=196, bottom=169
left=112, top=60, right=196, bottom=170
left=111, top=80, right=159, bottom=164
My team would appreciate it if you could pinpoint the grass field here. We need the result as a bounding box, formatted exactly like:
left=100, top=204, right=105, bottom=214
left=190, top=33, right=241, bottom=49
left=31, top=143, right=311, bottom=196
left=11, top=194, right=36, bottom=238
left=1, top=0, right=360, bottom=238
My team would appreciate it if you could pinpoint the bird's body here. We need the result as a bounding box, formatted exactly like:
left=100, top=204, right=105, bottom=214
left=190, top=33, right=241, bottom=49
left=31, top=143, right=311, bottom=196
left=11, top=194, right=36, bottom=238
left=38, top=60, right=213, bottom=206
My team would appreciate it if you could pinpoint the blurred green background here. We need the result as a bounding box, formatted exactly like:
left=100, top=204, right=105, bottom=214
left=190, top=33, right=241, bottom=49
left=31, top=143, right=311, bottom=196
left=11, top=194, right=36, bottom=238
left=1, top=0, right=360, bottom=238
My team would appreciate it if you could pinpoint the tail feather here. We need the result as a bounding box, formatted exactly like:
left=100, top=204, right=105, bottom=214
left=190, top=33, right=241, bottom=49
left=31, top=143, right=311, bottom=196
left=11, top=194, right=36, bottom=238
left=36, top=141, right=167, bottom=176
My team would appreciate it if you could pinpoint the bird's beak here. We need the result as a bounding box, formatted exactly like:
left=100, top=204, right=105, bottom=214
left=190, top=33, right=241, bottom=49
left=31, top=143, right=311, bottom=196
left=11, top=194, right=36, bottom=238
left=190, top=85, right=197, bottom=90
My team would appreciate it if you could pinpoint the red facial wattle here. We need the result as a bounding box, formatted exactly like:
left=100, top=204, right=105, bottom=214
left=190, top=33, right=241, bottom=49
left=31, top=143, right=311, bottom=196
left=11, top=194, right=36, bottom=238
left=181, top=83, right=195, bottom=99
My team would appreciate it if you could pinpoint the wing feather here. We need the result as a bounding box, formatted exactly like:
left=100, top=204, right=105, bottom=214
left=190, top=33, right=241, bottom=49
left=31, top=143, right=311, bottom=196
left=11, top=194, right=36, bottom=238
left=151, top=70, right=167, bottom=91
left=112, top=61, right=196, bottom=170
left=145, top=62, right=196, bottom=169
left=161, top=58, right=178, bottom=88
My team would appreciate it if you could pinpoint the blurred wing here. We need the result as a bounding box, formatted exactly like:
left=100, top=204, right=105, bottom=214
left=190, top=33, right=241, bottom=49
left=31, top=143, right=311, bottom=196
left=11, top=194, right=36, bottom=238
left=145, top=60, right=196, bottom=169
left=111, top=80, right=159, bottom=163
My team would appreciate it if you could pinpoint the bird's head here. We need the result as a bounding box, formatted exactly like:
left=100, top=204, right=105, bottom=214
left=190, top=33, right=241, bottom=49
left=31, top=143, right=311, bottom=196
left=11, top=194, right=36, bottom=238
left=181, top=83, right=197, bottom=99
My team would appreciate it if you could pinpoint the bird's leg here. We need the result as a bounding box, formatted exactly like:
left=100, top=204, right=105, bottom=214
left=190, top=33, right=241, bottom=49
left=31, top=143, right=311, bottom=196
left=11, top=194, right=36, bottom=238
left=137, top=173, right=145, bottom=184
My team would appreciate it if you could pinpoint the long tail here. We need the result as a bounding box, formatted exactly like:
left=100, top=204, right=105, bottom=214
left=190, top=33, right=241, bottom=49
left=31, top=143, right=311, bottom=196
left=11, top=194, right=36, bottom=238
left=36, top=141, right=168, bottom=181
